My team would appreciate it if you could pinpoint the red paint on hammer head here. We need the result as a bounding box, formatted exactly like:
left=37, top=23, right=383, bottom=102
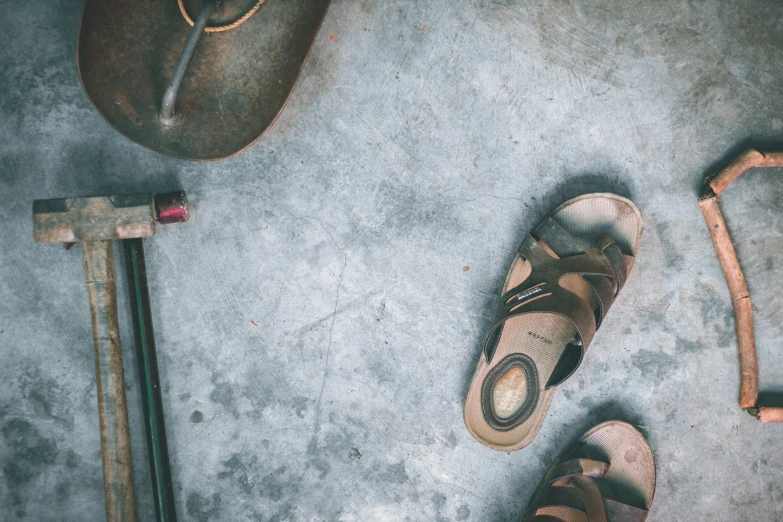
left=155, top=192, right=190, bottom=225
left=159, top=206, right=188, bottom=224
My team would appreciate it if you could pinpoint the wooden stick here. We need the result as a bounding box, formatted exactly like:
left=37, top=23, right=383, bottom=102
left=763, top=152, right=783, bottom=167
left=759, top=407, right=783, bottom=423
left=700, top=148, right=783, bottom=420
left=699, top=196, right=758, bottom=409
left=708, top=149, right=765, bottom=196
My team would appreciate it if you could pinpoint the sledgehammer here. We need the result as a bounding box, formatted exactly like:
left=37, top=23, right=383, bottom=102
left=33, top=192, right=188, bottom=522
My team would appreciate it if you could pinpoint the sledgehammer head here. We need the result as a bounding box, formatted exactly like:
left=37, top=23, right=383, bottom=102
left=33, top=192, right=188, bottom=243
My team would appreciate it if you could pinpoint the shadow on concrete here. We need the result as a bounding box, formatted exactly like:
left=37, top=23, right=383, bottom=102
left=758, top=390, right=783, bottom=408
left=51, top=141, right=184, bottom=197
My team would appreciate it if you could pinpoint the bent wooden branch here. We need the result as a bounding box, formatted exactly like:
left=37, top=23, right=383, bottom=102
left=699, top=149, right=783, bottom=422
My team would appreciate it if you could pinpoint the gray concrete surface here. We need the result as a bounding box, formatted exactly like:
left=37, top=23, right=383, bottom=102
left=2, top=0, right=783, bottom=520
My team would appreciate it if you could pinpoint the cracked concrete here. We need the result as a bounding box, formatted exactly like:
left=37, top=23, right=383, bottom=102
left=2, top=0, right=783, bottom=520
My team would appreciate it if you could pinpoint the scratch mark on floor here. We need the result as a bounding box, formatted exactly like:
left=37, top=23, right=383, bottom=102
left=171, top=414, right=218, bottom=458
left=314, top=254, right=347, bottom=429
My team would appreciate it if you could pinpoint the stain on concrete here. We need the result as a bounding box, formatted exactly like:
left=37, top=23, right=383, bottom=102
left=457, top=503, right=471, bottom=520
left=676, top=337, right=701, bottom=354
left=1, top=419, right=59, bottom=518
left=633, top=293, right=672, bottom=320
left=18, top=369, right=74, bottom=430
left=695, top=287, right=735, bottom=348
left=292, top=396, right=309, bottom=418
left=630, top=349, right=678, bottom=381
left=64, top=449, right=80, bottom=468
left=55, top=480, right=69, bottom=502
left=209, top=372, right=240, bottom=419
left=306, top=426, right=367, bottom=479
left=190, top=410, right=204, bottom=423
left=379, top=461, right=409, bottom=484
left=186, top=492, right=222, bottom=522
left=218, top=453, right=255, bottom=495
left=656, top=401, right=677, bottom=422
left=259, top=466, right=290, bottom=502
left=432, top=492, right=448, bottom=522
left=309, top=453, right=331, bottom=480
left=215, top=451, right=295, bottom=505
left=445, top=430, right=458, bottom=448
left=655, top=221, right=684, bottom=269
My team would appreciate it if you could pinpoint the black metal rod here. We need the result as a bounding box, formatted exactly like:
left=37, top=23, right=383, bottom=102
left=123, top=238, right=177, bottom=522
left=159, top=0, right=216, bottom=125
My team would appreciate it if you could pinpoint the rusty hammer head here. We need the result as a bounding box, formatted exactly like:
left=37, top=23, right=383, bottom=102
left=33, top=192, right=189, bottom=244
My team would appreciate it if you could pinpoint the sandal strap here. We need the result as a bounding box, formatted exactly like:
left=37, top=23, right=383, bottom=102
left=523, top=458, right=609, bottom=522
left=569, top=476, right=608, bottom=522
left=582, top=235, right=634, bottom=328
left=596, top=234, right=633, bottom=295
left=547, top=458, right=609, bottom=480
left=484, top=217, right=624, bottom=363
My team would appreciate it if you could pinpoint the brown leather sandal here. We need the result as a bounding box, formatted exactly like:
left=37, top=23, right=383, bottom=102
left=464, top=194, right=643, bottom=451
left=522, top=421, right=656, bottom=522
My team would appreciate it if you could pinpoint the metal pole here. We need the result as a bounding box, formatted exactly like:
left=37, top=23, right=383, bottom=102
left=124, top=238, right=177, bottom=522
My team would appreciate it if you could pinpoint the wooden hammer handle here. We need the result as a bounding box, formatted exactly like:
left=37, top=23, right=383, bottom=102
left=83, top=241, right=137, bottom=522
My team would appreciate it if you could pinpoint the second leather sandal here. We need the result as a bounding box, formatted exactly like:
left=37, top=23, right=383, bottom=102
left=522, top=420, right=656, bottom=521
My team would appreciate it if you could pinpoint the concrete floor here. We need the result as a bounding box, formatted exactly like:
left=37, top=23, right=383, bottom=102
left=2, top=0, right=783, bottom=520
